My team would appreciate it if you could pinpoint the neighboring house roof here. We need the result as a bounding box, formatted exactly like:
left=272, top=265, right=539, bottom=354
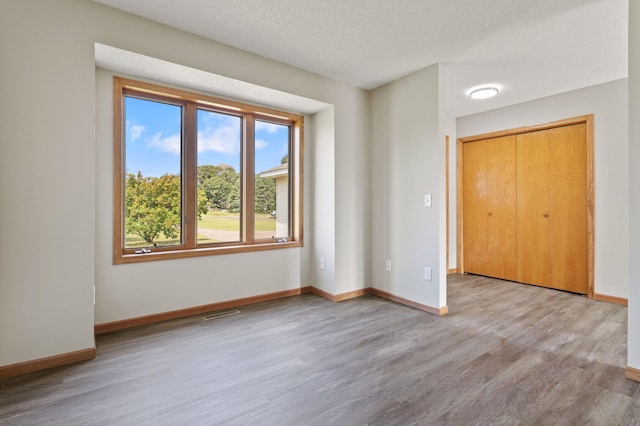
left=260, top=163, right=288, bottom=179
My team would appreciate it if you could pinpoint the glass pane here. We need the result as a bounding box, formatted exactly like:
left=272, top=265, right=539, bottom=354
left=196, top=109, right=242, bottom=244
left=124, top=96, right=182, bottom=248
left=254, top=120, right=290, bottom=240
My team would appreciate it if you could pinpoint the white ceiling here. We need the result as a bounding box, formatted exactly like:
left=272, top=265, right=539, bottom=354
left=94, top=0, right=628, bottom=117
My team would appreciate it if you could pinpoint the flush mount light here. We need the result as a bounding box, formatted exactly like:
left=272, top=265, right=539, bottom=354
left=469, top=87, right=499, bottom=100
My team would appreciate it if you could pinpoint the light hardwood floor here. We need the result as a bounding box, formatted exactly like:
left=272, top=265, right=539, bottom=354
left=1, top=274, right=638, bottom=425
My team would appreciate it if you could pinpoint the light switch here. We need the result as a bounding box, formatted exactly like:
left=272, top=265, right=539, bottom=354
left=424, top=194, right=432, bottom=207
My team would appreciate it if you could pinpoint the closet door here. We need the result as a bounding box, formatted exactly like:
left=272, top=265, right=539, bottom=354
left=549, top=124, right=588, bottom=293
left=516, top=124, right=588, bottom=294
left=486, top=136, right=517, bottom=280
left=463, top=140, right=489, bottom=276
left=516, top=130, right=551, bottom=287
left=463, top=136, right=516, bottom=280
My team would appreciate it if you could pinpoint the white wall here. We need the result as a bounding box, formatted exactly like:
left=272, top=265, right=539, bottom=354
left=94, top=69, right=309, bottom=323
left=370, top=64, right=447, bottom=309
left=334, top=90, right=372, bottom=295
left=309, top=107, right=336, bottom=294
left=92, top=31, right=369, bottom=320
left=446, top=114, right=458, bottom=270
left=627, top=1, right=640, bottom=370
left=457, top=78, right=629, bottom=299
left=0, top=0, right=97, bottom=366
left=0, top=0, right=371, bottom=367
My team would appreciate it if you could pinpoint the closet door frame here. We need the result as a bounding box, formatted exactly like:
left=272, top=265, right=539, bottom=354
left=456, top=114, right=594, bottom=298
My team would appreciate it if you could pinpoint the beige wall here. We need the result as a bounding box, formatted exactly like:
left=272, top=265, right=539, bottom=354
left=95, top=70, right=308, bottom=324
left=333, top=89, right=372, bottom=295
left=446, top=114, right=457, bottom=270
left=0, top=0, right=371, bottom=367
left=309, top=108, right=336, bottom=294
left=370, top=65, right=447, bottom=309
left=628, top=2, right=640, bottom=370
left=1, top=0, right=630, bottom=371
left=0, top=0, right=97, bottom=365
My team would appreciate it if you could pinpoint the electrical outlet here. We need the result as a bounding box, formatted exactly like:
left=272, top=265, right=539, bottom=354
left=385, top=260, right=392, bottom=272
left=424, top=267, right=432, bottom=280
left=320, top=258, right=326, bottom=270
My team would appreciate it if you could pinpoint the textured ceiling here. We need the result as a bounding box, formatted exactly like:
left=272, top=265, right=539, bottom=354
left=94, top=0, right=627, bottom=117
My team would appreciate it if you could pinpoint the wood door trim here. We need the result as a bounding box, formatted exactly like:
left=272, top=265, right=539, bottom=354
left=446, top=135, right=450, bottom=271
left=458, top=115, right=593, bottom=143
left=457, top=138, right=464, bottom=273
left=457, top=114, right=594, bottom=298
left=585, top=116, right=595, bottom=299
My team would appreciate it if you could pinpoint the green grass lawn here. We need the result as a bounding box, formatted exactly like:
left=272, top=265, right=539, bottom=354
left=125, top=235, right=181, bottom=248
left=125, top=211, right=276, bottom=247
left=126, top=234, right=217, bottom=247
left=197, top=212, right=275, bottom=232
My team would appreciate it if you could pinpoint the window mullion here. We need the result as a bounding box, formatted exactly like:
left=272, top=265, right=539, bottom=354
left=243, top=114, right=255, bottom=244
left=184, top=103, right=197, bottom=249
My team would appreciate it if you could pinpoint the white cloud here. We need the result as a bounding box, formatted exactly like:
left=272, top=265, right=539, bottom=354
left=255, top=121, right=283, bottom=134
left=130, top=125, right=145, bottom=142
left=126, top=121, right=146, bottom=142
left=255, top=139, right=269, bottom=150
left=148, top=132, right=181, bottom=155
left=197, top=122, right=240, bottom=154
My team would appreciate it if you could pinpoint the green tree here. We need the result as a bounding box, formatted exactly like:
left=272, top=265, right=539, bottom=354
left=197, top=164, right=219, bottom=182
left=281, top=154, right=288, bottom=164
left=254, top=175, right=276, bottom=214
left=201, top=175, right=233, bottom=210
left=198, top=164, right=238, bottom=210
left=126, top=172, right=207, bottom=245
left=227, top=175, right=241, bottom=213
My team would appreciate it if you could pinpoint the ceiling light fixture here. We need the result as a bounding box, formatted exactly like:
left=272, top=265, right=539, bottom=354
left=469, top=86, right=499, bottom=100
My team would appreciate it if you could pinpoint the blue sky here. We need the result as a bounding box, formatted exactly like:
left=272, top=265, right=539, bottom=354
left=125, top=96, right=289, bottom=178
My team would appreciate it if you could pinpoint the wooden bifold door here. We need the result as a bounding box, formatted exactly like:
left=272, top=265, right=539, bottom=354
left=463, top=135, right=517, bottom=281
left=460, top=116, right=593, bottom=296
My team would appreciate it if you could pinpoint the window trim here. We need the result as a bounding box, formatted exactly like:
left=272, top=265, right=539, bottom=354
left=113, top=77, right=303, bottom=264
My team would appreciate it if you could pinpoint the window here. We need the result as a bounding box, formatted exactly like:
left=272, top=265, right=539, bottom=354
left=113, top=77, right=303, bottom=263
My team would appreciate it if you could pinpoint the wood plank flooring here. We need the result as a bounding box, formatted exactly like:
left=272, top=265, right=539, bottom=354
left=1, top=274, right=638, bottom=425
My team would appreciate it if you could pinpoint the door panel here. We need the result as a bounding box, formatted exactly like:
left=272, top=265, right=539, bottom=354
left=463, top=136, right=517, bottom=280
left=549, top=124, right=588, bottom=293
left=486, top=136, right=517, bottom=281
left=463, top=141, right=488, bottom=276
left=516, top=131, right=551, bottom=287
